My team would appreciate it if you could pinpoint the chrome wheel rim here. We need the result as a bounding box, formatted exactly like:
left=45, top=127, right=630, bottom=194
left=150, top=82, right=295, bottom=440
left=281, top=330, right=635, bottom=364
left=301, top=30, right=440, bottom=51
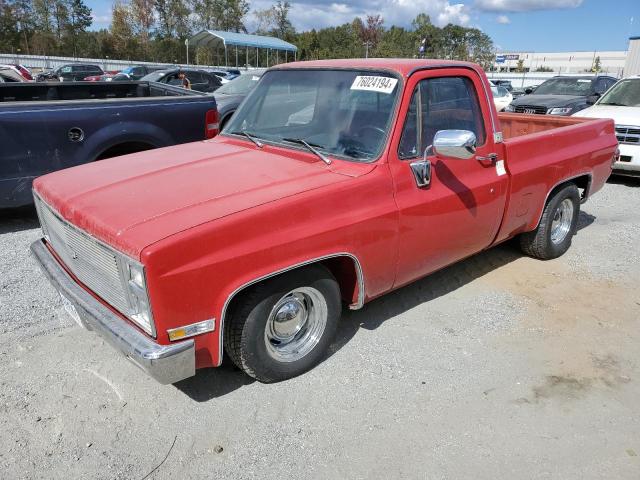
left=264, top=287, right=327, bottom=363
left=550, top=198, right=574, bottom=245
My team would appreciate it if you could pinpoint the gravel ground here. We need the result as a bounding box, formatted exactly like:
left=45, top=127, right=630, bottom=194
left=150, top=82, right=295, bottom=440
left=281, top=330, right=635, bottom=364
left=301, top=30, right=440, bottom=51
left=1, top=176, right=639, bottom=480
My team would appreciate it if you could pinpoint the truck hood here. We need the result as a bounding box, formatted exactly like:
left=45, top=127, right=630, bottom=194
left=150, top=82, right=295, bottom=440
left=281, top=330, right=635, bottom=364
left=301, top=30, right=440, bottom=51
left=511, top=94, right=585, bottom=108
left=34, top=138, right=367, bottom=258
left=573, top=104, right=640, bottom=126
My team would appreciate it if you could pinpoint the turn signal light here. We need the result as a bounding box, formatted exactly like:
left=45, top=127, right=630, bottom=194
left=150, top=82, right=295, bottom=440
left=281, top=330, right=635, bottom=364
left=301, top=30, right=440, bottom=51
left=167, top=319, right=215, bottom=342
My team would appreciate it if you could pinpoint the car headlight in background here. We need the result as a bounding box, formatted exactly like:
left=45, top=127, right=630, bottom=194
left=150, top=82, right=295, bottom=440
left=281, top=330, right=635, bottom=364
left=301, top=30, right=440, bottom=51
left=547, top=107, right=573, bottom=115
left=505, top=104, right=515, bottom=112
left=121, top=258, right=155, bottom=336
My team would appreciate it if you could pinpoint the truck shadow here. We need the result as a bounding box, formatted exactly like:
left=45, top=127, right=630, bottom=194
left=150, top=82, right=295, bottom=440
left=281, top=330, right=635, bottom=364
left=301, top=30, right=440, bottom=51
left=329, top=210, right=596, bottom=360
left=176, top=210, right=596, bottom=401
left=174, top=360, right=254, bottom=401
left=0, top=206, right=39, bottom=234
left=608, top=174, right=640, bottom=187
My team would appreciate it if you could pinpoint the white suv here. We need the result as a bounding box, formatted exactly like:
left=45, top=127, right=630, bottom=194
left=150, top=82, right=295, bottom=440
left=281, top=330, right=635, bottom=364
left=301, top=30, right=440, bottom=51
left=573, top=76, right=640, bottom=177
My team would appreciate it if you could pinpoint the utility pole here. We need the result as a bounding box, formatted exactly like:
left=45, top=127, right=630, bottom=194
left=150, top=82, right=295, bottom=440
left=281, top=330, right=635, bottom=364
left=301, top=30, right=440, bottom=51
left=363, top=41, right=372, bottom=59
left=185, top=38, right=189, bottom=66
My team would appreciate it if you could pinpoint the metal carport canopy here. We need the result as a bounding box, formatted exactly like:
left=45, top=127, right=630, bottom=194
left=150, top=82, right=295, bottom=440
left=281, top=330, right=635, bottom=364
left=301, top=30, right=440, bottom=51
left=189, top=30, right=297, bottom=52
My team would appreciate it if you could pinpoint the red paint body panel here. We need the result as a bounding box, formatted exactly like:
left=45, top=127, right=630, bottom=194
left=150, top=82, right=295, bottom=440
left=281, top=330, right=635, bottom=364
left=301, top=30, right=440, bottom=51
left=32, top=59, right=617, bottom=372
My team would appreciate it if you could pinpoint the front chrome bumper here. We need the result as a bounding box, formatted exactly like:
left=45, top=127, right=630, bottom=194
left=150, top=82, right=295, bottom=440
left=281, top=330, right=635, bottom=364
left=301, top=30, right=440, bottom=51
left=30, top=239, right=195, bottom=384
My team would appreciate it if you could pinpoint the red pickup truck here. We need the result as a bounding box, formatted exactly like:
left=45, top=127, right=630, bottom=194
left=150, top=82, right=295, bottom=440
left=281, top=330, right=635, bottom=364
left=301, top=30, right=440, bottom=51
left=31, top=59, right=617, bottom=384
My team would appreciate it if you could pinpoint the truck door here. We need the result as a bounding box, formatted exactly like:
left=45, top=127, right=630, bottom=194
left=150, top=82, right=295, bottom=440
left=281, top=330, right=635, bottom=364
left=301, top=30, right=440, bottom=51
left=388, top=69, right=509, bottom=287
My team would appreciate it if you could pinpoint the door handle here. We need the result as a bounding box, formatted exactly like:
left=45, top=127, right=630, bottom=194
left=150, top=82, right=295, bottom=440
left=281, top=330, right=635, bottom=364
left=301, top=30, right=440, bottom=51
left=476, top=153, right=498, bottom=164
left=409, top=159, right=431, bottom=188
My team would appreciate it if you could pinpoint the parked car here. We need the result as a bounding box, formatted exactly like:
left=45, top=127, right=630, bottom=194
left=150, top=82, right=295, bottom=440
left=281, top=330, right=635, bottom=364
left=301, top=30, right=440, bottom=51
left=506, top=75, right=618, bottom=115
left=31, top=59, right=617, bottom=385
left=52, top=64, right=105, bottom=82
left=202, top=69, right=234, bottom=83
left=0, top=66, right=26, bottom=83
left=225, top=68, right=242, bottom=79
left=141, top=68, right=222, bottom=93
left=1, top=64, right=33, bottom=81
left=84, top=73, right=118, bottom=82
left=0, top=81, right=218, bottom=208
left=511, top=85, right=538, bottom=99
left=112, top=65, right=167, bottom=81
left=491, top=84, right=513, bottom=111
left=492, top=79, right=513, bottom=92
left=34, top=69, right=59, bottom=82
left=573, top=75, right=640, bottom=177
left=214, top=70, right=264, bottom=129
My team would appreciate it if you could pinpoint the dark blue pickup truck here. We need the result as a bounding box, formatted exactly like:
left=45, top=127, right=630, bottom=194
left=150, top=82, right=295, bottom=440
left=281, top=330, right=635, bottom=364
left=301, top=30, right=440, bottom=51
left=0, top=81, right=218, bottom=208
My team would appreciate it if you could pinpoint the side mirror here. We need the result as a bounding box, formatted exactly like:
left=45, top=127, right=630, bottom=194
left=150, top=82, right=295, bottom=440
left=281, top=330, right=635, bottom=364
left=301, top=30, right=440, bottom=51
left=524, top=87, right=533, bottom=94
left=432, top=130, right=477, bottom=160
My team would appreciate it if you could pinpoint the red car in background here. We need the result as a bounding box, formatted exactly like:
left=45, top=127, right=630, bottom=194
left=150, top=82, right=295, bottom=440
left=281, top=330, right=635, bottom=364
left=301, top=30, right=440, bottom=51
left=84, top=70, right=120, bottom=82
left=1, top=64, right=33, bottom=81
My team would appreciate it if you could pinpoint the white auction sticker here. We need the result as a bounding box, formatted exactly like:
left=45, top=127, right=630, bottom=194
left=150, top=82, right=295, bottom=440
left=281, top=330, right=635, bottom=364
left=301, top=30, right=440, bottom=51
left=495, top=160, right=506, bottom=176
left=351, top=76, right=398, bottom=94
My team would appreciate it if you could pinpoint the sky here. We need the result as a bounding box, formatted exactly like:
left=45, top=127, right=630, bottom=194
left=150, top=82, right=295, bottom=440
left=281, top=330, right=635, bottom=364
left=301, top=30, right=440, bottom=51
left=86, top=0, right=639, bottom=52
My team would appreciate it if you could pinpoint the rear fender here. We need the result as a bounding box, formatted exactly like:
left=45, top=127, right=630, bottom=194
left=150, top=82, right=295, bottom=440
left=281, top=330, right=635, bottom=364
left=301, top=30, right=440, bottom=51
left=82, top=121, right=173, bottom=163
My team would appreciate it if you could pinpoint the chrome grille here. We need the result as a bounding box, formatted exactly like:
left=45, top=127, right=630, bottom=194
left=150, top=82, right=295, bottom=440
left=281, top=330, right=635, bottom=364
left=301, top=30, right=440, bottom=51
left=35, top=196, right=131, bottom=315
left=513, top=105, right=548, bottom=115
left=615, top=125, right=640, bottom=145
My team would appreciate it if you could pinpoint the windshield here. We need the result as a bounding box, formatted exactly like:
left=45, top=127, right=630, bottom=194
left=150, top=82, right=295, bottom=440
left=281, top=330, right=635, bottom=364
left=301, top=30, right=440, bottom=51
left=597, top=79, right=639, bottom=107
left=224, top=69, right=400, bottom=162
left=533, top=77, right=593, bottom=96
left=216, top=73, right=263, bottom=95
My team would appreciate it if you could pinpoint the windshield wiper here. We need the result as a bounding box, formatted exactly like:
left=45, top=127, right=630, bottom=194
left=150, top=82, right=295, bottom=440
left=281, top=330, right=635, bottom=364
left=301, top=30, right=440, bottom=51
left=230, top=130, right=263, bottom=148
left=282, top=138, right=332, bottom=165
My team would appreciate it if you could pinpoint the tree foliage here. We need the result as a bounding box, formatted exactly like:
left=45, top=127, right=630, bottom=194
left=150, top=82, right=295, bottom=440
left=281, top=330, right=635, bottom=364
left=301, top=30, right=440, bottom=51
left=0, top=0, right=494, bottom=68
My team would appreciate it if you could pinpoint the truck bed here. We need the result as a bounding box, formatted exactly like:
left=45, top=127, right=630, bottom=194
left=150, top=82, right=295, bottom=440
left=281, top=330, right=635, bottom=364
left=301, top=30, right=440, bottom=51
left=494, top=112, right=616, bottom=243
left=498, top=112, right=588, bottom=139
left=0, top=81, right=199, bottom=103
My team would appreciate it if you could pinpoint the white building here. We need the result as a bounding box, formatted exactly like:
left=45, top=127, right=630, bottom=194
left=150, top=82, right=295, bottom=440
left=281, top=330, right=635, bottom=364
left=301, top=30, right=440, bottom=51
left=493, top=50, right=627, bottom=76
left=625, top=36, right=640, bottom=76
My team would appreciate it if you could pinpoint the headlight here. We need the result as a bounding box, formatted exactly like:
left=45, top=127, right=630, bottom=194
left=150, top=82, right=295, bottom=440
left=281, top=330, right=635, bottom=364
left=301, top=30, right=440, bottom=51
left=547, top=107, right=573, bottom=115
left=121, top=259, right=155, bottom=336
left=505, top=104, right=515, bottom=112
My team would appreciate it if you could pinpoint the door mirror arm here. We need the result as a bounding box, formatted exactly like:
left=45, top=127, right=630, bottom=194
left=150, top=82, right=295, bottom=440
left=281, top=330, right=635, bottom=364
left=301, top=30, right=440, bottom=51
left=409, top=145, right=433, bottom=188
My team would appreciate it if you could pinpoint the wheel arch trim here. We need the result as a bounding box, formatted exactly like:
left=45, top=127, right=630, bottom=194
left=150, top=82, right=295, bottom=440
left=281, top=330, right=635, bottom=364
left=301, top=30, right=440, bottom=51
left=533, top=172, right=592, bottom=229
left=216, top=252, right=365, bottom=366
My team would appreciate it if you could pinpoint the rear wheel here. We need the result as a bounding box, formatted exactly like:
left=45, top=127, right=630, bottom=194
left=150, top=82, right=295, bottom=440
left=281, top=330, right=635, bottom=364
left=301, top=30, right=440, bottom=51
left=224, top=265, right=341, bottom=382
left=519, top=183, right=580, bottom=260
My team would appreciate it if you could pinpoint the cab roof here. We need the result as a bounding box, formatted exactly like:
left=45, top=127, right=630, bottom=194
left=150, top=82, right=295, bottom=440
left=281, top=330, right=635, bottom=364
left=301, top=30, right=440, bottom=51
left=271, top=58, right=482, bottom=78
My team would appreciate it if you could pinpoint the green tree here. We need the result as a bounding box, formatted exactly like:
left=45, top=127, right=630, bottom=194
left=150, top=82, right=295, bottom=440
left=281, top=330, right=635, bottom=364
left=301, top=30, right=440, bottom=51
left=65, top=0, right=92, bottom=56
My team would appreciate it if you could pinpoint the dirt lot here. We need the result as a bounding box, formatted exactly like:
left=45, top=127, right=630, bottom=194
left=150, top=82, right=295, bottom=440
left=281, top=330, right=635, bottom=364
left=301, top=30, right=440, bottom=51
left=1, top=176, right=639, bottom=480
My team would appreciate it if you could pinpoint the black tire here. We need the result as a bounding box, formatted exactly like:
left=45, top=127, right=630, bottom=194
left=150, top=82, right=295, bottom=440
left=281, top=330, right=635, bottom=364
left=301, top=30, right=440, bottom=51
left=224, top=264, right=341, bottom=383
left=519, top=183, right=580, bottom=260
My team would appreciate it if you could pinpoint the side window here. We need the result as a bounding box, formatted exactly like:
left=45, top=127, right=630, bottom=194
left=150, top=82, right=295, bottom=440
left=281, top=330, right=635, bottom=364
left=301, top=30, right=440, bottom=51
left=421, top=76, right=486, bottom=148
left=186, top=72, right=204, bottom=84
left=397, top=76, right=486, bottom=159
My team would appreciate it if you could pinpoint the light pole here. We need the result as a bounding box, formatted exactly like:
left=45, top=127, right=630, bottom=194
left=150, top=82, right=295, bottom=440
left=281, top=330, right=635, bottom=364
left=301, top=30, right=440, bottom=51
left=185, top=38, right=189, bottom=66
left=363, top=41, right=372, bottom=59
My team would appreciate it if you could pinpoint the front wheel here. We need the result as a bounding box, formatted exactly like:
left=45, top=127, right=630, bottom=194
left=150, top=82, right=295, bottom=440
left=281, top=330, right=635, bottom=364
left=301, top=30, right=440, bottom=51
left=224, top=265, right=341, bottom=382
left=519, top=183, right=580, bottom=260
